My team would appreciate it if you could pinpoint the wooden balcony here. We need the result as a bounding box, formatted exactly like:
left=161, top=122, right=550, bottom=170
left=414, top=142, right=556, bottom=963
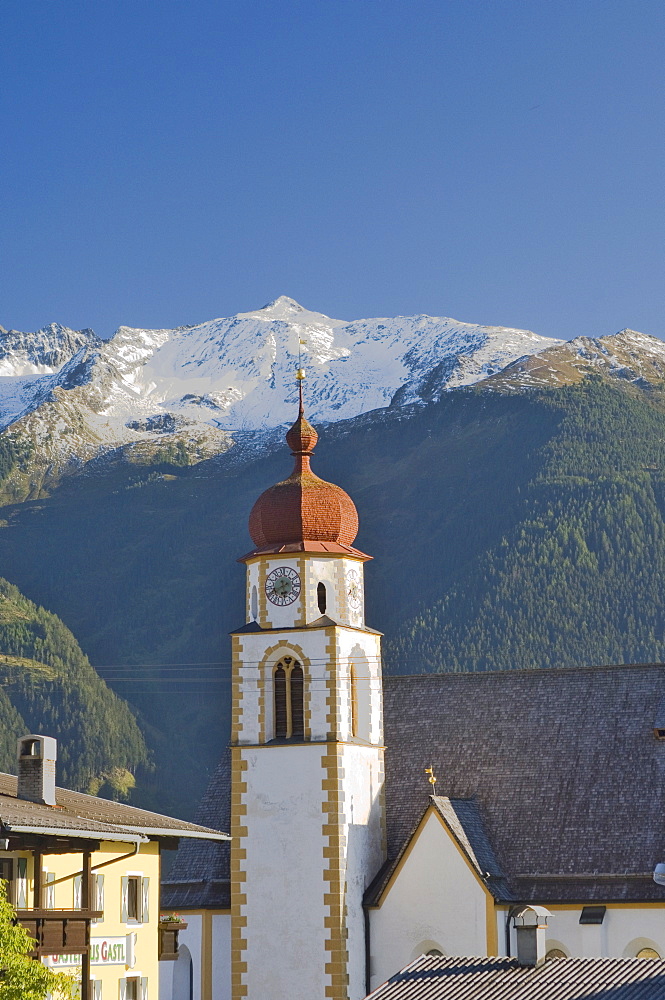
left=15, top=909, right=103, bottom=957
left=158, top=919, right=188, bottom=961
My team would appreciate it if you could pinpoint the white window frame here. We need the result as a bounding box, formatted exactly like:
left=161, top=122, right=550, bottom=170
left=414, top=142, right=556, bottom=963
left=121, top=876, right=149, bottom=925
left=120, top=976, right=147, bottom=1000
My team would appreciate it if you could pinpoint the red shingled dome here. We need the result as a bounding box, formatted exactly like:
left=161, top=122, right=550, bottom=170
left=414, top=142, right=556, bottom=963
left=249, top=407, right=359, bottom=549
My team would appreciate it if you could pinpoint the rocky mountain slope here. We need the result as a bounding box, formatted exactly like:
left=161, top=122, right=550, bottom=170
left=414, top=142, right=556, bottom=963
left=482, top=328, right=665, bottom=391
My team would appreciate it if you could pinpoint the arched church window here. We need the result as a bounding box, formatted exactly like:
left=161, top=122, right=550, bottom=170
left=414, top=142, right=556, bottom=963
left=251, top=586, right=258, bottom=621
left=317, top=582, right=327, bottom=614
left=291, top=663, right=304, bottom=739
left=350, top=664, right=358, bottom=738
left=274, top=665, right=288, bottom=738
left=273, top=657, right=305, bottom=740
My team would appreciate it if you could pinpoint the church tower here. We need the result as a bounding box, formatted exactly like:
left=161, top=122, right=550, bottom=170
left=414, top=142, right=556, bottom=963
left=230, top=380, right=386, bottom=1000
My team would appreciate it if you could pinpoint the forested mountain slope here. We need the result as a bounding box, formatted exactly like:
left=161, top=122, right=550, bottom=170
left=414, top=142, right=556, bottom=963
left=0, top=579, right=149, bottom=793
left=2, top=375, right=665, bottom=813
left=387, top=378, right=665, bottom=671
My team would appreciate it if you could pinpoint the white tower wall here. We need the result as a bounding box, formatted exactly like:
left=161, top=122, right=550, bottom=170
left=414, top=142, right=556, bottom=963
left=231, top=553, right=386, bottom=1000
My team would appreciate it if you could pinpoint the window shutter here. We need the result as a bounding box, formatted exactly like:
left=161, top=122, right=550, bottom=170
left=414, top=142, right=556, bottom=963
left=121, top=876, right=129, bottom=923
left=45, top=872, right=55, bottom=909
left=141, top=877, right=149, bottom=923
left=73, top=874, right=82, bottom=909
left=93, top=873, right=104, bottom=923
left=140, top=977, right=148, bottom=1000
left=16, top=858, right=27, bottom=909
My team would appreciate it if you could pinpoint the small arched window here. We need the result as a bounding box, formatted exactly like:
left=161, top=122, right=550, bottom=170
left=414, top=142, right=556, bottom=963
left=273, top=657, right=306, bottom=740
left=350, top=664, right=358, bottom=738
left=251, top=586, right=258, bottom=621
left=317, top=582, right=327, bottom=614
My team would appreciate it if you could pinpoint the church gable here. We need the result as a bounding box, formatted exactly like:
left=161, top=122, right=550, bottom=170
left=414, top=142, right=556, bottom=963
left=367, top=802, right=496, bottom=986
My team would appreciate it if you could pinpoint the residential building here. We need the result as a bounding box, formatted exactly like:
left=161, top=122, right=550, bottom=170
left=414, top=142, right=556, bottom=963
left=0, top=733, right=229, bottom=1000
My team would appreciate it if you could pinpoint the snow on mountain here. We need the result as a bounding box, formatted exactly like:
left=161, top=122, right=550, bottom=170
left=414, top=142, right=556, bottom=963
left=0, top=298, right=563, bottom=480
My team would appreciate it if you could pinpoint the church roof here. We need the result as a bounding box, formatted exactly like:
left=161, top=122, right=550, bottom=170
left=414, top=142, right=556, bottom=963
left=161, top=750, right=231, bottom=910
left=380, top=662, right=665, bottom=902
left=161, top=661, right=665, bottom=909
left=364, top=955, right=665, bottom=1000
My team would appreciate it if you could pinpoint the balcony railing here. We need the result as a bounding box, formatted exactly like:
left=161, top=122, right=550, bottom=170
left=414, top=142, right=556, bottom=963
left=15, top=909, right=103, bottom=957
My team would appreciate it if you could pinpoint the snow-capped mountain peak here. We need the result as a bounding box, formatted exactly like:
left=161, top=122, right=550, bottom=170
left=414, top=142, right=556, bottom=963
left=0, top=301, right=564, bottom=484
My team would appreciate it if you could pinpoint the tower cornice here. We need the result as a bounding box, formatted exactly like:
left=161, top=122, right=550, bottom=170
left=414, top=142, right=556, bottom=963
left=238, top=540, right=372, bottom=563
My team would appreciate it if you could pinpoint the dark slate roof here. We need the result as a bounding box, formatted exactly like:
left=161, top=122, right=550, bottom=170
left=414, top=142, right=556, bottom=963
left=365, top=955, right=665, bottom=1000
left=161, top=750, right=231, bottom=910
left=365, top=797, right=511, bottom=907
left=162, top=662, right=665, bottom=906
left=0, top=772, right=230, bottom=844
left=382, top=663, right=665, bottom=901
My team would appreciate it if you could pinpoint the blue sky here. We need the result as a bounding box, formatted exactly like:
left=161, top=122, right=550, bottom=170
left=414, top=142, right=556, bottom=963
left=1, top=0, right=663, bottom=340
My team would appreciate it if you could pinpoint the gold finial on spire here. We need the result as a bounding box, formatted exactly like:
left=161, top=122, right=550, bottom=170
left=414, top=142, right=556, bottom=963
left=295, top=338, right=306, bottom=413
left=425, top=766, right=437, bottom=791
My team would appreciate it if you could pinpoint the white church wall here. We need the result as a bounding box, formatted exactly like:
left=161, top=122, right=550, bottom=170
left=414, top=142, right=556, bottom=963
left=501, top=905, right=665, bottom=960
left=368, top=811, right=489, bottom=992
left=212, top=913, right=231, bottom=1000
left=340, top=742, right=388, bottom=999
left=239, top=744, right=329, bottom=1000
left=543, top=906, right=665, bottom=959
left=335, top=628, right=383, bottom=744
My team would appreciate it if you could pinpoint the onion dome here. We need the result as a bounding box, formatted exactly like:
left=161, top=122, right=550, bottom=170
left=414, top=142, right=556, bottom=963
left=248, top=400, right=359, bottom=549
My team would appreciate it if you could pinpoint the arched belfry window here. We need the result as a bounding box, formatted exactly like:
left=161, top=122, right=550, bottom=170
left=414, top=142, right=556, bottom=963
left=350, top=664, right=358, bottom=738
left=317, top=582, right=327, bottom=614
left=273, top=657, right=305, bottom=740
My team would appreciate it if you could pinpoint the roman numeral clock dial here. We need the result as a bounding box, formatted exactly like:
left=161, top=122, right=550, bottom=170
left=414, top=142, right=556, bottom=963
left=265, top=566, right=301, bottom=606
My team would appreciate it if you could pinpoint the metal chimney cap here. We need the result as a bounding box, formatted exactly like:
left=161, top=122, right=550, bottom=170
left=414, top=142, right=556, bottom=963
left=513, top=904, right=552, bottom=927
left=653, top=863, right=665, bottom=886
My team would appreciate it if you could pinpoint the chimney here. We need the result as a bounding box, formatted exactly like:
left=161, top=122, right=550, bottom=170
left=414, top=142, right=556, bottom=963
left=17, top=735, right=57, bottom=806
left=512, top=905, right=552, bottom=968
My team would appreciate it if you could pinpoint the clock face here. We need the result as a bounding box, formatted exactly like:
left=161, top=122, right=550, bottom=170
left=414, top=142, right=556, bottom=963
left=265, top=566, right=301, bottom=606
left=347, top=569, right=362, bottom=608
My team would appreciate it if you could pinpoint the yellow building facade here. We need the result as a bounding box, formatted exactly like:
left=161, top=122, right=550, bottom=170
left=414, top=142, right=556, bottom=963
left=0, top=734, right=229, bottom=1000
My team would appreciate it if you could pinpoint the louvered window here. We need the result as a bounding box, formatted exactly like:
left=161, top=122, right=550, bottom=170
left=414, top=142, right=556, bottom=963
left=291, top=663, right=304, bottom=738
left=274, top=665, right=288, bottom=738
left=273, top=657, right=306, bottom=739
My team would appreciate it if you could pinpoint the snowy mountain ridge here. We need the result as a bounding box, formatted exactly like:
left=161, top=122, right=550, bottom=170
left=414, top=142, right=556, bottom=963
left=0, top=296, right=560, bottom=435
left=0, top=297, right=659, bottom=496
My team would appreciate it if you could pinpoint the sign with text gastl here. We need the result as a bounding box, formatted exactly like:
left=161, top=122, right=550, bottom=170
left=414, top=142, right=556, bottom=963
left=47, top=937, right=127, bottom=967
